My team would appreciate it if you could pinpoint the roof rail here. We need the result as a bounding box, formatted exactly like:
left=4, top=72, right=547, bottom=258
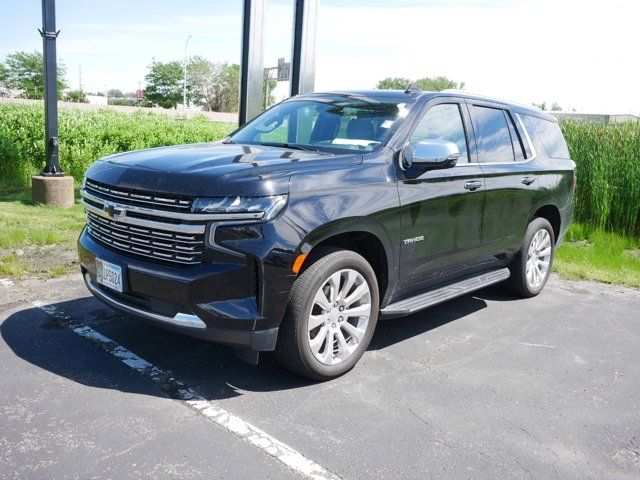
left=439, top=89, right=545, bottom=112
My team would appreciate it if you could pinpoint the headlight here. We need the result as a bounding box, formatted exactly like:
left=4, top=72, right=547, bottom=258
left=82, top=176, right=87, bottom=189
left=192, top=195, right=287, bottom=221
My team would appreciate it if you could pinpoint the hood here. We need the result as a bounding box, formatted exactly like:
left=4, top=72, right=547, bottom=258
left=85, top=143, right=360, bottom=197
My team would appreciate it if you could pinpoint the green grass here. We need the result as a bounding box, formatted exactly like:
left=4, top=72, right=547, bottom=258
left=0, top=183, right=85, bottom=279
left=0, top=183, right=85, bottom=248
left=0, top=103, right=235, bottom=184
left=554, top=224, right=640, bottom=288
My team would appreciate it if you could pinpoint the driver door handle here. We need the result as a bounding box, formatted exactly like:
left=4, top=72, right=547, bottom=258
left=464, top=180, right=482, bottom=191
left=521, top=176, right=536, bottom=185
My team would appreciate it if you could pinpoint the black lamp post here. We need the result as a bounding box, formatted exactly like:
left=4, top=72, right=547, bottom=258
left=32, top=0, right=74, bottom=208
left=39, top=0, right=62, bottom=175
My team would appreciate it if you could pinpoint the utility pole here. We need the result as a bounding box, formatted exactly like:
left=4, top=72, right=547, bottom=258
left=183, top=34, right=192, bottom=110
left=32, top=0, right=74, bottom=207
left=78, top=65, right=82, bottom=92
left=264, top=66, right=277, bottom=110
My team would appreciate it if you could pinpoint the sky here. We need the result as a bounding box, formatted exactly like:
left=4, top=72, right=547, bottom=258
left=1, top=0, right=639, bottom=114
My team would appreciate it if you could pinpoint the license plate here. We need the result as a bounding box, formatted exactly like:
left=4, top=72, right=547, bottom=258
left=95, top=258, right=123, bottom=292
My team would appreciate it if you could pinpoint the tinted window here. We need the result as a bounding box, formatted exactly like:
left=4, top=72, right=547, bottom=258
left=522, top=115, right=571, bottom=159
left=410, top=103, right=469, bottom=164
left=472, top=106, right=515, bottom=163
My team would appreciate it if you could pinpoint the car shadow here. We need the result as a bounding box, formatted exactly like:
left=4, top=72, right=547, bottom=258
left=1, top=284, right=513, bottom=401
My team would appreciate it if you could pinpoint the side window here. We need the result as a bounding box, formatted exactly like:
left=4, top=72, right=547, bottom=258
left=410, top=103, right=469, bottom=164
left=471, top=106, right=515, bottom=163
left=505, top=111, right=526, bottom=161
left=522, top=115, right=571, bottom=159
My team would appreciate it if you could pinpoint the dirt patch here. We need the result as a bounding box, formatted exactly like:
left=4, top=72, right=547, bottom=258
left=0, top=242, right=79, bottom=280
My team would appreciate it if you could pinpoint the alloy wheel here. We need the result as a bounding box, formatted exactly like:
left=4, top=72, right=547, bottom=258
left=307, top=269, right=372, bottom=366
left=526, top=229, right=552, bottom=289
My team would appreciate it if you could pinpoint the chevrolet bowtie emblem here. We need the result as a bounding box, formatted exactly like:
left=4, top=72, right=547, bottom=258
left=104, top=202, right=124, bottom=219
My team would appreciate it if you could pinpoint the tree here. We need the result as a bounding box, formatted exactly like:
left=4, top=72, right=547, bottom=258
left=376, top=77, right=411, bottom=90
left=187, top=58, right=239, bottom=112
left=107, top=89, right=124, bottom=98
left=376, top=75, right=464, bottom=92
left=550, top=102, right=562, bottom=112
left=143, top=59, right=183, bottom=109
left=532, top=102, right=547, bottom=111
left=2, top=50, right=66, bottom=99
left=0, top=62, right=9, bottom=96
left=65, top=90, right=88, bottom=103
left=415, top=76, right=464, bottom=92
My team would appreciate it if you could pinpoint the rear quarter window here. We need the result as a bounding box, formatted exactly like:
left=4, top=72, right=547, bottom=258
left=522, top=115, right=571, bottom=159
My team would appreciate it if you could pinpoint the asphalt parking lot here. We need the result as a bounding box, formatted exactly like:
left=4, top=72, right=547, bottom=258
left=1, top=274, right=639, bottom=480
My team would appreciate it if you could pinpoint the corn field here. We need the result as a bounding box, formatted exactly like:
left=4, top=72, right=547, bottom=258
left=1, top=104, right=639, bottom=237
left=561, top=121, right=640, bottom=237
left=0, top=104, right=234, bottom=184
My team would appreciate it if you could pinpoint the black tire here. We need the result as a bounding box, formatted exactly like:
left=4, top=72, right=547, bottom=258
left=275, top=248, right=379, bottom=380
left=507, top=217, right=555, bottom=298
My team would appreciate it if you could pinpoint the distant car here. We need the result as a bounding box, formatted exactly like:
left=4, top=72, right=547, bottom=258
left=78, top=89, right=575, bottom=380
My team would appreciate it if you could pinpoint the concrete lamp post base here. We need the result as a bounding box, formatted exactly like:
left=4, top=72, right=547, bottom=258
left=31, top=175, right=75, bottom=208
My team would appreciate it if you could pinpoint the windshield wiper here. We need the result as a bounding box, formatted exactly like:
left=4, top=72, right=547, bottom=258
left=259, top=142, right=322, bottom=152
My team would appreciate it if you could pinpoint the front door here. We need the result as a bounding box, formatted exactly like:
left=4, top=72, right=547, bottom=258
left=397, top=98, right=485, bottom=296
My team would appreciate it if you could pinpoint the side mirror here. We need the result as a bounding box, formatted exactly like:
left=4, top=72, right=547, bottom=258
left=410, top=140, right=460, bottom=170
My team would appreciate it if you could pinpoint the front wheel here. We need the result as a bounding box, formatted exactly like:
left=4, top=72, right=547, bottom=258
left=275, top=248, right=379, bottom=380
left=508, top=217, right=555, bottom=297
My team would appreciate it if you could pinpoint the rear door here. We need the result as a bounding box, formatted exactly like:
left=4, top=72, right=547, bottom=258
left=397, top=97, right=485, bottom=295
left=467, top=100, right=539, bottom=261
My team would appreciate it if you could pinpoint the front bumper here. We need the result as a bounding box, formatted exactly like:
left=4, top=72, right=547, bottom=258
left=78, top=229, right=279, bottom=351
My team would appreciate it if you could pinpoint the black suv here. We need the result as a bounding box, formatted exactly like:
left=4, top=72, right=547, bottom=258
left=78, top=89, right=575, bottom=379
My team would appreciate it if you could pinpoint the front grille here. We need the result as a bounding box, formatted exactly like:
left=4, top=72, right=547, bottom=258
left=86, top=211, right=205, bottom=265
left=85, top=179, right=192, bottom=212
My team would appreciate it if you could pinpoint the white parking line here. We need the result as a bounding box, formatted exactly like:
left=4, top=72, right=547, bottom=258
left=33, top=301, right=341, bottom=480
left=517, top=341, right=556, bottom=349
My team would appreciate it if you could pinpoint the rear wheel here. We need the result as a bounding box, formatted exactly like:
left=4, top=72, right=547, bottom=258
left=275, top=249, right=379, bottom=380
left=508, top=217, right=555, bottom=297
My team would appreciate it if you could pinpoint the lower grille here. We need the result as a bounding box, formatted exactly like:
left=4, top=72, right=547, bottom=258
left=86, top=211, right=205, bottom=265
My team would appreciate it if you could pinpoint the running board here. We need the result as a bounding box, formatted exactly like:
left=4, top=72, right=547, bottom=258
left=380, top=268, right=510, bottom=318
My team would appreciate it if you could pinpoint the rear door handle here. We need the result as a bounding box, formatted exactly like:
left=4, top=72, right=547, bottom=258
left=464, top=180, right=482, bottom=191
left=521, top=176, right=536, bottom=185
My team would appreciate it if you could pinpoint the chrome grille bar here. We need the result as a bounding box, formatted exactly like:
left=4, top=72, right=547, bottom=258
left=81, top=188, right=264, bottom=223
left=85, top=179, right=192, bottom=211
left=86, top=212, right=205, bottom=265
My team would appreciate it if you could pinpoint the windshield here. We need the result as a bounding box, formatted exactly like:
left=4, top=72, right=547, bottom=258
left=228, top=97, right=410, bottom=153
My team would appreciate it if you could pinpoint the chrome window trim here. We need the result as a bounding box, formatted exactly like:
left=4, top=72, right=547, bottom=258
left=81, top=189, right=265, bottom=222
left=84, top=275, right=206, bottom=329
left=514, top=112, right=538, bottom=161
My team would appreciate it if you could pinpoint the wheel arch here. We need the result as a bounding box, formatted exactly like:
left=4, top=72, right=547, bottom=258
left=531, top=204, right=561, bottom=244
left=295, top=218, right=396, bottom=306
